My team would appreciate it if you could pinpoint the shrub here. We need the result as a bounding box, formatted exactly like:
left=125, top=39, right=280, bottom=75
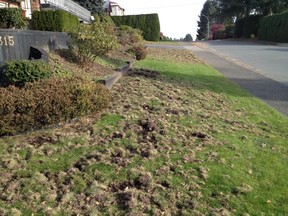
left=1, top=60, right=52, bottom=87
left=129, top=44, right=147, bottom=60
left=211, top=24, right=225, bottom=39
left=258, top=11, right=288, bottom=42
left=117, top=25, right=144, bottom=46
left=0, top=8, right=25, bottom=29
left=0, top=77, right=110, bottom=136
left=68, top=22, right=118, bottom=66
left=31, top=10, right=79, bottom=32
left=112, top=14, right=160, bottom=41
left=243, top=15, right=263, bottom=38
left=224, top=25, right=234, bottom=38
left=235, top=15, right=263, bottom=38
left=93, top=14, right=115, bottom=26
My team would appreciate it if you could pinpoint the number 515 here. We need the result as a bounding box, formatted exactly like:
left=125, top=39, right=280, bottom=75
left=0, top=35, right=15, bottom=46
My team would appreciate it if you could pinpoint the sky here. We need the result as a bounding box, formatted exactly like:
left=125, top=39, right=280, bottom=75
left=115, top=0, right=206, bottom=40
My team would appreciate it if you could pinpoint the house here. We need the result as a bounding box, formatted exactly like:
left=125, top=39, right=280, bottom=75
left=110, top=1, right=124, bottom=16
left=0, top=0, right=34, bottom=18
left=104, top=0, right=125, bottom=16
left=0, top=0, right=91, bottom=23
left=0, top=0, right=19, bottom=9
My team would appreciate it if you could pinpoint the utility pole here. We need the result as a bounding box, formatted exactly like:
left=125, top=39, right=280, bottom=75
left=202, top=14, right=210, bottom=40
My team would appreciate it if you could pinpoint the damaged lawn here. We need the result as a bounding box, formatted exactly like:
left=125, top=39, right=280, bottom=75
left=0, top=47, right=288, bottom=215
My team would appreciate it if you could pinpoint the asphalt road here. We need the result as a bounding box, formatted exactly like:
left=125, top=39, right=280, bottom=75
left=195, top=40, right=288, bottom=86
left=147, top=41, right=288, bottom=116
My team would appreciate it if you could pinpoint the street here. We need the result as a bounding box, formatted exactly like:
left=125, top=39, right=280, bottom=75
left=195, top=40, right=288, bottom=86
left=147, top=40, right=288, bottom=116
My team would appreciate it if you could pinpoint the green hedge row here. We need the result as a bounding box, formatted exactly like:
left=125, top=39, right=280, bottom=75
left=112, top=14, right=160, bottom=41
left=0, top=77, right=110, bottom=136
left=258, top=11, right=288, bottom=42
left=31, top=10, right=79, bottom=32
left=234, top=15, right=263, bottom=38
left=0, top=8, right=24, bottom=29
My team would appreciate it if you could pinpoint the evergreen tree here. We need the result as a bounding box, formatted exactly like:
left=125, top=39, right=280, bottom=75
left=197, top=0, right=217, bottom=40
left=184, top=34, right=193, bottom=41
left=256, top=0, right=288, bottom=15
left=74, top=0, right=104, bottom=14
left=217, top=0, right=288, bottom=19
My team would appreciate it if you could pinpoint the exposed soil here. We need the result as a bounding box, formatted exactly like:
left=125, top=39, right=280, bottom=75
left=49, top=50, right=115, bottom=79
left=0, top=47, right=261, bottom=215
left=147, top=47, right=204, bottom=64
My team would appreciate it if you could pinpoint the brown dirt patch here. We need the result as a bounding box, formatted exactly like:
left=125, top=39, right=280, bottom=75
left=49, top=50, right=114, bottom=78
left=147, top=47, right=203, bottom=64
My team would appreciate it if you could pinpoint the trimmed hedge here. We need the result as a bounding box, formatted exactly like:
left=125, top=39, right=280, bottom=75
left=0, top=77, right=110, bottom=136
left=112, top=14, right=160, bottom=41
left=0, top=8, right=25, bottom=29
left=258, top=11, right=288, bottom=42
left=32, top=10, right=79, bottom=32
left=2, top=60, right=52, bottom=87
left=234, top=15, right=263, bottom=38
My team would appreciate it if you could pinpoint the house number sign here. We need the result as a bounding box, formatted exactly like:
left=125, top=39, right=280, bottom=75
left=0, top=35, right=15, bottom=46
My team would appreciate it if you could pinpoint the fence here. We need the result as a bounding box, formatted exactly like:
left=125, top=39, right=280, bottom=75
left=40, top=0, right=91, bottom=23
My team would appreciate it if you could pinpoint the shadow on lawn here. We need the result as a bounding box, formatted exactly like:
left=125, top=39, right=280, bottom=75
left=129, top=68, right=288, bottom=103
left=160, top=71, right=288, bottom=116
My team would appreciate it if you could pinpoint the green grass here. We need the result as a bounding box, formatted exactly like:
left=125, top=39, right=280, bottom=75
left=95, top=56, right=127, bottom=70
left=0, top=51, right=287, bottom=215
left=135, top=57, right=288, bottom=214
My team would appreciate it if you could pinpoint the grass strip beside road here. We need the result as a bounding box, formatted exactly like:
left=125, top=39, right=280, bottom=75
left=134, top=52, right=288, bottom=214
left=0, top=48, right=287, bottom=215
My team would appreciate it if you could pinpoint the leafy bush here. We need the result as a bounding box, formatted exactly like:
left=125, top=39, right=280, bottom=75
left=117, top=25, right=144, bottom=46
left=112, top=14, right=160, bottom=41
left=93, top=14, right=115, bottom=25
left=0, top=76, right=110, bottom=136
left=2, top=60, right=52, bottom=87
left=68, top=21, right=118, bottom=66
left=211, top=24, right=225, bottom=39
left=129, top=44, right=147, bottom=60
left=224, top=25, right=234, bottom=38
left=258, top=11, right=288, bottom=42
left=31, top=10, right=79, bottom=32
left=0, top=8, right=25, bottom=29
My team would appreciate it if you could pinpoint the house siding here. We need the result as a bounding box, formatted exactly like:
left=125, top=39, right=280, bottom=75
left=0, top=0, right=19, bottom=8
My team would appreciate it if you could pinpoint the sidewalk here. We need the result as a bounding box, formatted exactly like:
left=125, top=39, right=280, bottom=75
left=186, top=45, right=288, bottom=116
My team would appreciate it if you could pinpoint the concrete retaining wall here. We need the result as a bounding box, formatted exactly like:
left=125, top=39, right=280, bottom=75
left=0, top=29, right=70, bottom=65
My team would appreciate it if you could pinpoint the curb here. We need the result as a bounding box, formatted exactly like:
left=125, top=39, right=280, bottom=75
left=98, top=60, right=135, bottom=89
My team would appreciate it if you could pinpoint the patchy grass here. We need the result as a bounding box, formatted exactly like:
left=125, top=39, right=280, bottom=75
left=0, top=47, right=287, bottom=215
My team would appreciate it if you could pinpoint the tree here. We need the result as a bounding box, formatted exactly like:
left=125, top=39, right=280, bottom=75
left=217, top=0, right=288, bottom=19
left=197, top=0, right=288, bottom=41
left=256, top=0, right=288, bottom=15
left=197, top=0, right=219, bottom=40
left=74, top=0, right=104, bottom=14
left=184, top=34, right=193, bottom=41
